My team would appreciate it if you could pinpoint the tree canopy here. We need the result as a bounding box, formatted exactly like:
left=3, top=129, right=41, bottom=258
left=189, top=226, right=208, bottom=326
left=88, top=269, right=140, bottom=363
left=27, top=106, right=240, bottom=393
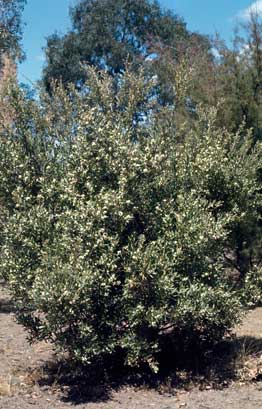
left=42, top=0, right=211, bottom=98
left=0, top=0, right=26, bottom=64
left=214, top=13, right=262, bottom=143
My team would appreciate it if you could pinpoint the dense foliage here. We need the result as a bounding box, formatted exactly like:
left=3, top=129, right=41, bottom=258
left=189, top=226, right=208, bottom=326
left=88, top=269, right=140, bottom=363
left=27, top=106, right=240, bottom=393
left=0, top=0, right=261, bottom=374
left=0, top=66, right=261, bottom=371
left=198, top=14, right=262, bottom=145
left=42, top=0, right=211, bottom=103
left=0, top=0, right=26, bottom=63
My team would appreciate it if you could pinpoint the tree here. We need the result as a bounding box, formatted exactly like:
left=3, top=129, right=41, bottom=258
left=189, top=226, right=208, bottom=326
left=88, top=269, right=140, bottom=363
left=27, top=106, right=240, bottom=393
left=0, top=0, right=26, bottom=64
left=196, top=14, right=262, bottom=278
left=42, top=0, right=211, bottom=101
left=203, top=12, right=262, bottom=144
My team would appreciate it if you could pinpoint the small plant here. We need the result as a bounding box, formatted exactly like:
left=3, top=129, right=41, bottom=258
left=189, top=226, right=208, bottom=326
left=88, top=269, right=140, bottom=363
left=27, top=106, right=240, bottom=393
left=240, top=266, right=262, bottom=308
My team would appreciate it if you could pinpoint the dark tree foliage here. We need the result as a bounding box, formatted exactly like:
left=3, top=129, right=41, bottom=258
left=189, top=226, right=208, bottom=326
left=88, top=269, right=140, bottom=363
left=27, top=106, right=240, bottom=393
left=42, top=0, right=211, bottom=98
left=204, top=13, right=262, bottom=145
left=0, top=0, right=26, bottom=63
left=206, top=13, right=262, bottom=279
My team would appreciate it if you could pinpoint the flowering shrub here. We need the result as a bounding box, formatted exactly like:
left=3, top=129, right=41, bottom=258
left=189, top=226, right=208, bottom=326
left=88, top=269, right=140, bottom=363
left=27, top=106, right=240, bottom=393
left=0, top=68, right=261, bottom=371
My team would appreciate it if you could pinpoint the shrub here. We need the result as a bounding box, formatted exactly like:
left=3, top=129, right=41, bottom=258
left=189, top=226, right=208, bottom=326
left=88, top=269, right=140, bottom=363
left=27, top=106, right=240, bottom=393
left=240, top=266, right=262, bottom=308
left=0, top=68, right=261, bottom=372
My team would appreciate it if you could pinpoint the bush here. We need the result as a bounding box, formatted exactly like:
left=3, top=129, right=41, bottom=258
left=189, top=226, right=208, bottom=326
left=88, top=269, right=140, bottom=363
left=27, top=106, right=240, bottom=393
left=240, top=266, right=262, bottom=308
left=0, top=68, right=261, bottom=372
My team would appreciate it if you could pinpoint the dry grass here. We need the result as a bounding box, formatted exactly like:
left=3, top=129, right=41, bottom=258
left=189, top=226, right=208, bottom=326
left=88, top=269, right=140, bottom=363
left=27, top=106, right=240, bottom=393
left=0, top=375, right=12, bottom=396
left=234, top=336, right=262, bottom=382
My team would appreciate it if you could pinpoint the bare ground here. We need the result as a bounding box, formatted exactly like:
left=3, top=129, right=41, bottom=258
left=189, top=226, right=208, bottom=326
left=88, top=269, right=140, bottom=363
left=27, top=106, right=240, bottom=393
left=1, top=284, right=262, bottom=408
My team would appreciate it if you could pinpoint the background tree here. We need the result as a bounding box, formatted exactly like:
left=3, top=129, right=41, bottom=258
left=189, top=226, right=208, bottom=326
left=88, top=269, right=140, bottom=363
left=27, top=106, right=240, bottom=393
left=194, top=14, right=262, bottom=278
left=0, top=0, right=25, bottom=134
left=0, top=0, right=26, bottom=65
left=42, top=0, right=211, bottom=103
left=198, top=12, right=262, bottom=144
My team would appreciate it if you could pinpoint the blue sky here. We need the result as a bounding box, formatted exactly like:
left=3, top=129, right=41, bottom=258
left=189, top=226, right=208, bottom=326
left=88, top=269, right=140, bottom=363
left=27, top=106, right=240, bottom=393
left=18, top=0, right=257, bottom=85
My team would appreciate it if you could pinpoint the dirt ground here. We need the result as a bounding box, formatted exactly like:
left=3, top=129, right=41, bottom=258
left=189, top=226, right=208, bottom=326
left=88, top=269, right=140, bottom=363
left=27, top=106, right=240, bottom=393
left=1, top=284, right=262, bottom=409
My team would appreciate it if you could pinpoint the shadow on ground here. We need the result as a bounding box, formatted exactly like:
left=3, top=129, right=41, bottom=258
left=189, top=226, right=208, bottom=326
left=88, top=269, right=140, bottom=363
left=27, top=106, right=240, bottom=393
left=25, top=334, right=262, bottom=405
left=0, top=285, right=16, bottom=314
left=0, top=298, right=17, bottom=314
